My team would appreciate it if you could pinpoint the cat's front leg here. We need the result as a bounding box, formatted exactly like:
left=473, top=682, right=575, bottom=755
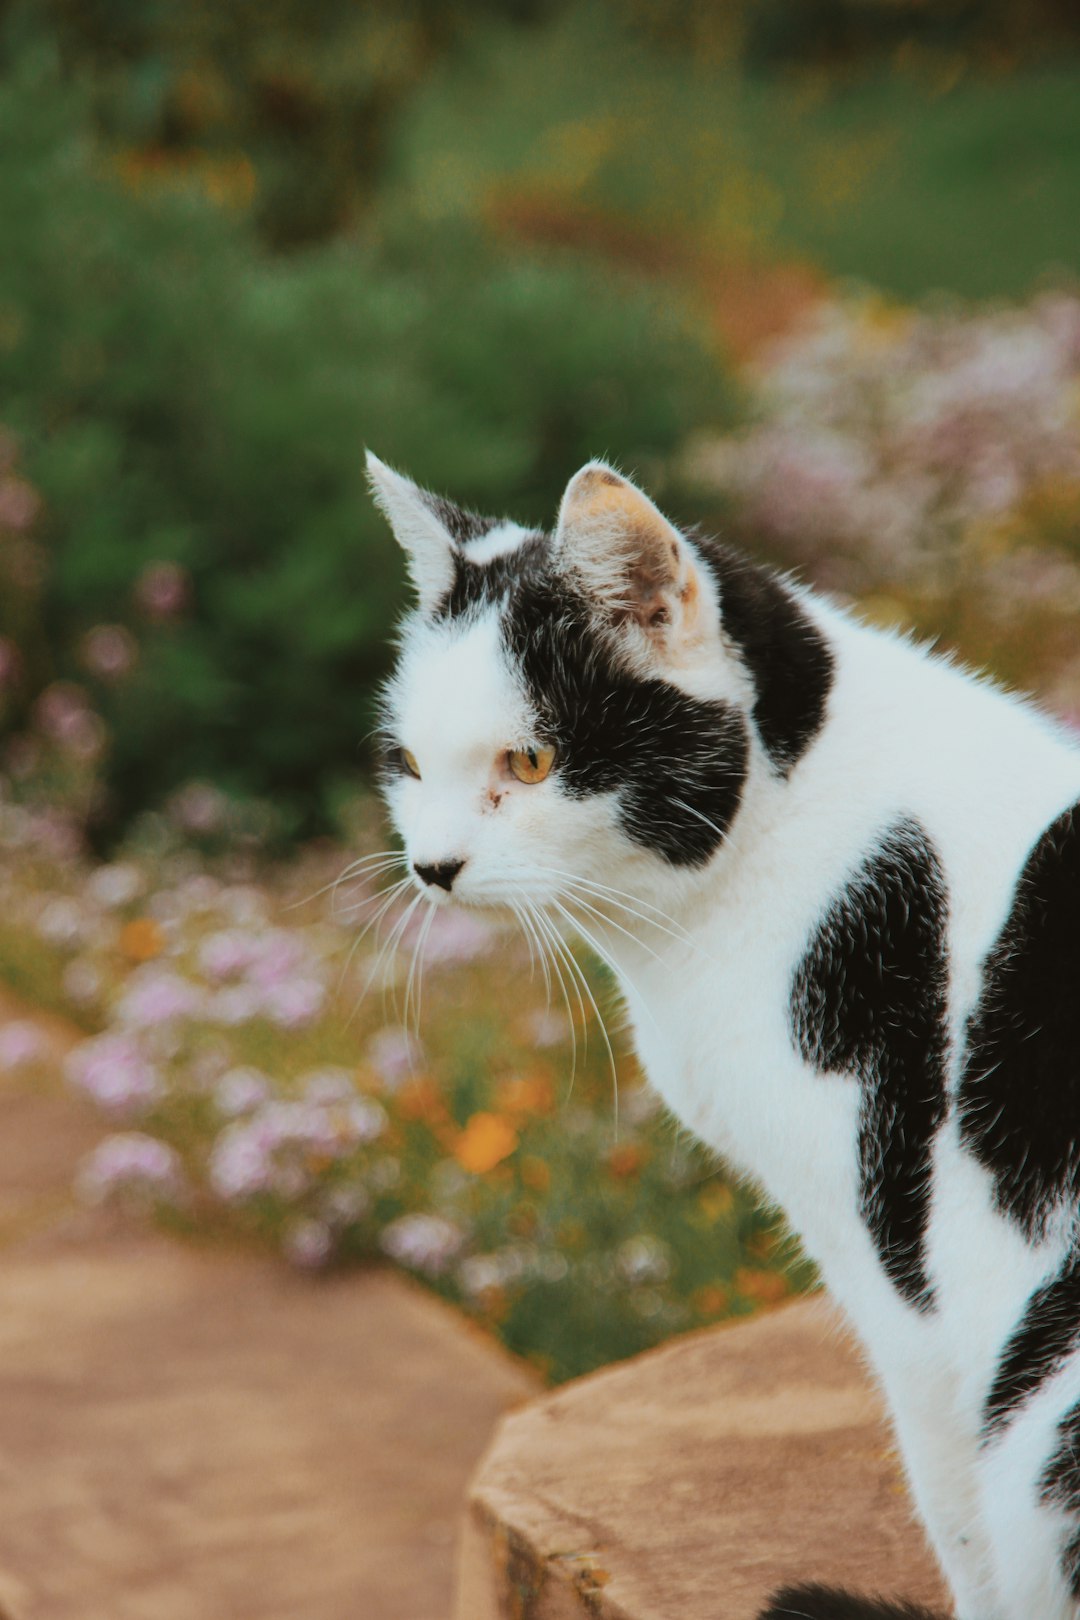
left=872, top=1346, right=1004, bottom=1620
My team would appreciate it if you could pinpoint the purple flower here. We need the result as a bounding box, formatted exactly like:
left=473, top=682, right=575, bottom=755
left=36, top=897, right=84, bottom=948
left=135, top=561, right=191, bottom=619
left=283, top=1218, right=334, bottom=1269
left=301, top=1068, right=355, bottom=1106
left=208, top=1092, right=381, bottom=1203
left=66, top=1033, right=163, bottom=1116
left=116, top=966, right=204, bottom=1027
left=343, top=1096, right=387, bottom=1144
left=380, top=1214, right=465, bottom=1277
left=0, top=1020, right=49, bottom=1071
left=247, top=929, right=306, bottom=990
left=208, top=984, right=265, bottom=1026
left=267, top=976, right=326, bottom=1029
left=216, top=1066, right=271, bottom=1117
left=77, top=1132, right=184, bottom=1206
left=366, top=1025, right=419, bottom=1089
left=88, top=863, right=143, bottom=909
left=416, top=909, right=495, bottom=966
left=80, top=624, right=138, bottom=682
left=199, top=929, right=261, bottom=982
left=62, top=959, right=104, bottom=1006
left=209, top=1118, right=278, bottom=1199
left=168, top=782, right=227, bottom=836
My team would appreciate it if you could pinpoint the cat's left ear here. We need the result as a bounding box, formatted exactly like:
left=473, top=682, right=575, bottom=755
left=366, top=452, right=456, bottom=614
left=554, top=461, right=706, bottom=656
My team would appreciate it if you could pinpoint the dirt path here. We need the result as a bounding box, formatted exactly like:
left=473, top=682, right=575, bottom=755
left=0, top=989, right=538, bottom=1620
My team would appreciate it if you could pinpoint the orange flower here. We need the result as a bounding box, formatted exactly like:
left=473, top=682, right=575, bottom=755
left=119, top=918, right=165, bottom=962
left=455, top=1112, right=519, bottom=1174
left=697, top=1182, right=735, bottom=1221
left=692, top=1284, right=730, bottom=1319
left=734, top=1267, right=789, bottom=1305
left=607, top=1142, right=646, bottom=1179
left=397, top=1077, right=446, bottom=1125
left=519, top=1155, right=551, bottom=1193
left=496, top=1072, right=555, bottom=1117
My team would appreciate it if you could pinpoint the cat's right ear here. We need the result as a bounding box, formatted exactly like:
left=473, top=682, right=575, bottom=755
left=366, top=452, right=456, bottom=614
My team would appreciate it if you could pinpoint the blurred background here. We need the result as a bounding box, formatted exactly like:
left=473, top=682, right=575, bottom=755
left=1, top=0, right=1079, bottom=1385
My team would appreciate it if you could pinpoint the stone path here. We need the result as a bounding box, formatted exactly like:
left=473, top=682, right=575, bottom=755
left=0, top=989, right=538, bottom=1620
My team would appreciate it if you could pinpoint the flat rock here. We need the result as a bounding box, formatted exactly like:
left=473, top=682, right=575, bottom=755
left=456, top=1297, right=949, bottom=1620
left=0, top=990, right=539, bottom=1620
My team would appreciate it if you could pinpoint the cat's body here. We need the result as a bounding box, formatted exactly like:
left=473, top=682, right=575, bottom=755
left=369, top=452, right=1080, bottom=1620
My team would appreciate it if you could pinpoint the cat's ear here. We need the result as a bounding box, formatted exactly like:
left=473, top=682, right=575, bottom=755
left=554, top=461, right=705, bottom=656
left=366, top=452, right=456, bottom=613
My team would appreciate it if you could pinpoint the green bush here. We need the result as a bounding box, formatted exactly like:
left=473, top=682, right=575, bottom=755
left=0, top=61, right=736, bottom=837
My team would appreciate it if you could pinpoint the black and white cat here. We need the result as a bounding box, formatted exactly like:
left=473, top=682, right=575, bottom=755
left=368, top=450, right=1080, bottom=1620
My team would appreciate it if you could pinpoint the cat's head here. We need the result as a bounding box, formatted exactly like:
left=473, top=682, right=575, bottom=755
left=369, top=454, right=830, bottom=913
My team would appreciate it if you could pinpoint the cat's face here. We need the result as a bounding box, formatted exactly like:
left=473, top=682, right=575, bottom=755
left=370, top=455, right=756, bottom=915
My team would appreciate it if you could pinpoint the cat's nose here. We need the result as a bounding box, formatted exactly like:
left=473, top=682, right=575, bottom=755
left=414, top=859, right=465, bottom=893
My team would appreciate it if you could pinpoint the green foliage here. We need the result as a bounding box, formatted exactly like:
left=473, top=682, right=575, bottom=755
left=393, top=4, right=1080, bottom=301
left=14, top=0, right=571, bottom=246
left=0, top=61, right=735, bottom=835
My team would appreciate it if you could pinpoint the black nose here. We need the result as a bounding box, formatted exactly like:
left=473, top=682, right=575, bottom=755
left=414, top=859, right=464, bottom=893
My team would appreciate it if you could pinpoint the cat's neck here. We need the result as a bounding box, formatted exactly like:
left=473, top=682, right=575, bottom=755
left=579, top=593, right=1080, bottom=985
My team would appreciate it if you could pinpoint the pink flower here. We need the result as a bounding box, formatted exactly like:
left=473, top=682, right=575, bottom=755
left=208, top=984, right=265, bottom=1026
left=87, top=863, right=143, bottom=909
left=417, top=908, right=495, bottom=966
left=168, top=782, right=227, bottom=836
left=215, top=1067, right=271, bottom=1116
left=0, top=475, right=41, bottom=532
left=78, top=1132, right=184, bottom=1205
left=247, top=929, right=306, bottom=990
left=81, top=624, right=138, bottom=682
left=380, top=1214, right=465, bottom=1276
left=199, top=929, right=261, bottom=981
left=66, top=1032, right=163, bottom=1116
left=116, top=966, right=204, bottom=1027
left=366, top=1025, right=418, bottom=1089
left=283, top=1218, right=334, bottom=1269
left=0, top=1020, right=49, bottom=1070
left=135, top=561, right=191, bottom=619
left=267, top=976, right=326, bottom=1028
left=208, top=1092, right=373, bottom=1201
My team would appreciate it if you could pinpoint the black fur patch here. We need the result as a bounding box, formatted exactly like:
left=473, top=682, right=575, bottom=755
left=698, top=542, right=834, bottom=774
left=1041, top=1402, right=1080, bottom=1598
left=759, top=1585, right=944, bottom=1620
left=438, top=532, right=549, bottom=621
left=791, top=822, right=949, bottom=1309
left=420, top=491, right=498, bottom=548
left=958, top=800, right=1080, bottom=1238
left=503, top=573, right=750, bottom=867
left=983, top=1249, right=1080, bottom=1439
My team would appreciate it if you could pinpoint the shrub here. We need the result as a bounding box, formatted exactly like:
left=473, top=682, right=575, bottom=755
left=0, top=62, right=736, bottom=838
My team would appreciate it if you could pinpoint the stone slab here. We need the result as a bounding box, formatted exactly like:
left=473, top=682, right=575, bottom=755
left=456, top=1297, right=949, bottom=1620
left=0, top=989, right=540, bottom=1620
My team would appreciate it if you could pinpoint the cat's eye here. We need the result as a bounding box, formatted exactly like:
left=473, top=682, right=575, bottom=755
left=508, top=744, right=557, bottom=784
left=399, top=747, right=421, bottom=779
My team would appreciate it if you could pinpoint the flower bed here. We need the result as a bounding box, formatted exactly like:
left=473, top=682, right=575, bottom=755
left=690, top=287, right=1080, bottom=720
left=0, top=799, right=806, bottom=1383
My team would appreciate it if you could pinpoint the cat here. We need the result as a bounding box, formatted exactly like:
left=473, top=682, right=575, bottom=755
left=367, top=449, right=1080, bottom=1620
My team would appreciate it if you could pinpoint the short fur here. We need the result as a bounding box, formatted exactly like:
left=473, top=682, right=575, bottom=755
left=369, top=452, right=1080, bottom=1620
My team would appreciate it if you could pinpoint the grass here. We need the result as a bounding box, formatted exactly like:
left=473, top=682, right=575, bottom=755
left=389, top=6, right=1080, bottom=302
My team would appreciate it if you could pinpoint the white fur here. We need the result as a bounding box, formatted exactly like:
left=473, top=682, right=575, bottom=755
left=376, top=461, right=1080, bottom=1618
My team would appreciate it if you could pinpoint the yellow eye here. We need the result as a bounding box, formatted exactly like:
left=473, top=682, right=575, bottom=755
left=508, top=744, right=556, bottom=784
left=400, top=748, right=421, bottom=780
